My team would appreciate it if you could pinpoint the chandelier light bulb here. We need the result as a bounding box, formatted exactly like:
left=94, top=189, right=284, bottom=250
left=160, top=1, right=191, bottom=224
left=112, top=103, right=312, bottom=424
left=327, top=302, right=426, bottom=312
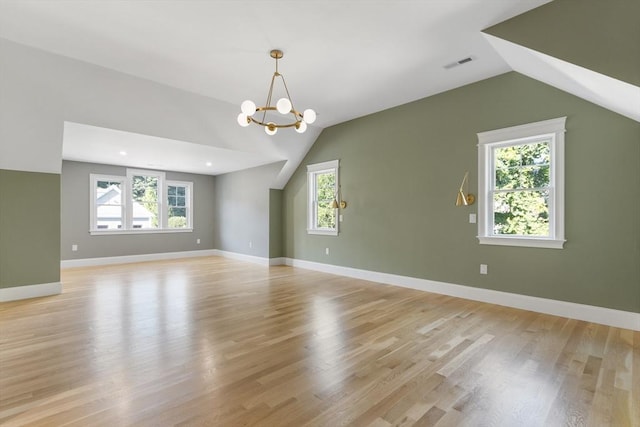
left=238, top=113, right=251, bottom=128
left=276, top=98, right=292, bottom=115
left=303, top=109, right=316, bottom=124
left=295, top=120, right=307, bottom=133
left=265, top=123, right=277, bottom=136
left=241, top=100, right=256, bottom=116
left=237, top=113, right=250, bottom=127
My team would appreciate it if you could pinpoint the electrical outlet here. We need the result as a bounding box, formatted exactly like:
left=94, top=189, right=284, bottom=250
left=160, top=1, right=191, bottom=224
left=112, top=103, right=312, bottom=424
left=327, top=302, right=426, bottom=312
left=339, top=214, right=343, bottom=222
left=325, top=247, right=329, bottom=255
left=71, top=244, right=78, bottom=252
left=480, top=264, right=488, bottom=275
left=196, top=238, right=201, bottom=244
left=249, top=241, right=252, bottom=248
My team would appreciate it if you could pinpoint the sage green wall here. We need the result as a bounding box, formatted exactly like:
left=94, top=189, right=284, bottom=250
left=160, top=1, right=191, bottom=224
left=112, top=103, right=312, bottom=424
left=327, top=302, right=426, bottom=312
left=269, top=189, right=283, bottom=258
left=0, top=170, right=60, bottom=288
left=283, top=72, right=640, bottom=313
left=61, top=161, right=216, bottom=260
left=485, top=0, right=640, bottom=86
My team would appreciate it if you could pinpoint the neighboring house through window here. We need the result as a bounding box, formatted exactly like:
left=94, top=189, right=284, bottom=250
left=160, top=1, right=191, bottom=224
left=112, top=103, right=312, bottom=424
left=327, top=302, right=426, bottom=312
left=93, top=176, right=127, bottom=230
left=477, top=117, right=566, bottom=249
left=307, top=160, right=339, bottom=236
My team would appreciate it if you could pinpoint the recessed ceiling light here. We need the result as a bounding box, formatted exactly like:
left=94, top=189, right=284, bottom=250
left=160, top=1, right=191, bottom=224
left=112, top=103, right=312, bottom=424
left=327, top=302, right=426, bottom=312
left=119, top=151, right=127, bottom=156
left=206, top=161, right=212, bottom=167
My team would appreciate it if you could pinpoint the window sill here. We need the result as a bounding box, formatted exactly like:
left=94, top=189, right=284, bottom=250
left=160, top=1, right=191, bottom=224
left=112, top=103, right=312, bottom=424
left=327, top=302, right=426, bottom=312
left=477, top=236, right=565, bottom=249
left=90, top=228, right=193, bottom=236
left=307, top=229, right=338, bottom=236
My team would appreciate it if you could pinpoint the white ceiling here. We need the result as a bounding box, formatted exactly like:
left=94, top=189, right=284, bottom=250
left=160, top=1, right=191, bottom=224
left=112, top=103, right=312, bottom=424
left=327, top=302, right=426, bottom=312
left=0, top=0, right=552, bottom=182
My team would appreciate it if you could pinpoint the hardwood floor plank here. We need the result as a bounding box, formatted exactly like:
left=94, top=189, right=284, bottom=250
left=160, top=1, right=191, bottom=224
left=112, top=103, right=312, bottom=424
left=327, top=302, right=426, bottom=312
left=0, top=257, right=637, bottom=426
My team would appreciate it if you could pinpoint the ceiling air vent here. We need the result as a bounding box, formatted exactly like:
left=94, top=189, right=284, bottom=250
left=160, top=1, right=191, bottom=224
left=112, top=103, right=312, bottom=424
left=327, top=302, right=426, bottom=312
left=444, top=57, right=474, bottom=70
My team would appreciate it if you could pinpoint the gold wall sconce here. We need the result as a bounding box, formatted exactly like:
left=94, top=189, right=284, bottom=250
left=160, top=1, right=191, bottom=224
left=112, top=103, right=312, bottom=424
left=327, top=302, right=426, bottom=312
left=456, top=171, right=475, bottom=206
left=331, top=185, right=347, bottom=209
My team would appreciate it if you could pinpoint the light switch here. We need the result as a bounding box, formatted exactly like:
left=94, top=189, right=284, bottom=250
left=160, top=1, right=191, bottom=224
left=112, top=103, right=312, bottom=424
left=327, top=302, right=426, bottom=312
left=469, top=213, right=477, bottom=224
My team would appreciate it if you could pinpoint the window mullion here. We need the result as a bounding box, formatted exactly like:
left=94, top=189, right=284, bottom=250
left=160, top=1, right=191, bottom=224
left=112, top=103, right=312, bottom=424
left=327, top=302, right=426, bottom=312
left=492, top=186, right=550, bottom=194
left=158, top=177, right=165, bottom=229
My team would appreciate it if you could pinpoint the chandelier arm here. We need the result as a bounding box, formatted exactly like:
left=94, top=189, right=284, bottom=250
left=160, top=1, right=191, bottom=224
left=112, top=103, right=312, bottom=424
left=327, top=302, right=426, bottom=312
left=261, top=72, right=278, bottom=125
left=278, top=74, right=297, bottom=119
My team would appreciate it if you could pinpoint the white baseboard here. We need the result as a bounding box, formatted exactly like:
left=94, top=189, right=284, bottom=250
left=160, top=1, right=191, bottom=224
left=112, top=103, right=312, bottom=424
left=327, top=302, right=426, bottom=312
left=285, top=258, right=640, bottom=331
left=61, top=249, right=219, bottom=269
left=212, top=250, right=278, bottom=266
left=0, top=282, right=62, bottom=302
left=61, top=249, right=284, bottom=269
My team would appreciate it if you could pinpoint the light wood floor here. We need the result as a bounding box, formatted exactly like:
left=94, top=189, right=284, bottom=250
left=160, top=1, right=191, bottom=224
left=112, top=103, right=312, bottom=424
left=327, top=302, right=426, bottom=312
left=0, top=257, right=638, bottom=427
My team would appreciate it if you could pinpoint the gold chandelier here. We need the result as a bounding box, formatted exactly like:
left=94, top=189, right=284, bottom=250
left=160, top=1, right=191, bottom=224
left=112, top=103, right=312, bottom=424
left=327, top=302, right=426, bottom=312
left=237, top=49, right=316, bottom=135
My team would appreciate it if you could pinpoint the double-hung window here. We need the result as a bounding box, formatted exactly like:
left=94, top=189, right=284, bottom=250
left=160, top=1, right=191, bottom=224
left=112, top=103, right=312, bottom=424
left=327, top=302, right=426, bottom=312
left=307, top=160, right=339, bottom=236
left=477, top=117, right=566, bottom=249
left=90, top=169, right=193, bottom=234
left=167, top=181, right=192, bottom=229
left=92, top=175, right=126, bottom=230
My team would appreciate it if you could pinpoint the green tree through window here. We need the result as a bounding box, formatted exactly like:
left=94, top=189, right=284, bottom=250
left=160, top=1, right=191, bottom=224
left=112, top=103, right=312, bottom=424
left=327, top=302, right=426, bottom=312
left=493, top=141, right=550, bottom=236
left=168, top=184, right=188, bottom=228
left=307, top=160, right=339, bottom=235
left=315, top=172, right=336, bottom=229
left=132, top=175, right=159, bottom=228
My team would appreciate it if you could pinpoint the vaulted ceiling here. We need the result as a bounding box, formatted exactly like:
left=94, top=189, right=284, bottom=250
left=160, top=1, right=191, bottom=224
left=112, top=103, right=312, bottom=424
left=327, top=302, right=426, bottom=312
left=1, top=0, right=636, bottom=186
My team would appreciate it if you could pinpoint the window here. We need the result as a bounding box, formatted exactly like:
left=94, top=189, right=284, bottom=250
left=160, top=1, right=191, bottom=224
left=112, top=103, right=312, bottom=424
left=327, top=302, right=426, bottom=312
left=128, top=169, right=163, bottom=230
left=90, top=169, right=193, bottom=234
left=92, top=175, right=126, bottom=231
left=477, top=117, right=566, bottom=249
left=307, top=160, right=339, bottom=236
left=167, top=181, right=192, bottom=229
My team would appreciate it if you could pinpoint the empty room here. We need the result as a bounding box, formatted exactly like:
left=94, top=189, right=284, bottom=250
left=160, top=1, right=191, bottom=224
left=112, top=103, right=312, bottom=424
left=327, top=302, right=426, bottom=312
left=0, top=0, right=638, bottom=426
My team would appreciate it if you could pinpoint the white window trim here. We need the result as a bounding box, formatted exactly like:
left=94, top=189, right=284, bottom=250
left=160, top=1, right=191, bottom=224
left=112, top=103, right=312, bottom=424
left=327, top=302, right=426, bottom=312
left=477, top=117, right=566, bottom=249
left=307, top=159, right=339, bottom=236
left=166, top=180, right=193, bottom=229
left=90, top=174, right=127, bottom=233
left=90, top=169, right=193, bottom=235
